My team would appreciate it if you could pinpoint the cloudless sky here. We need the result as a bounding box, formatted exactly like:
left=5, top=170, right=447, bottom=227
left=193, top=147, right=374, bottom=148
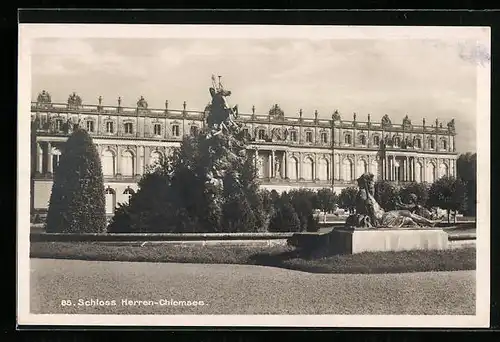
left=31, top=37, right=479, bottom=153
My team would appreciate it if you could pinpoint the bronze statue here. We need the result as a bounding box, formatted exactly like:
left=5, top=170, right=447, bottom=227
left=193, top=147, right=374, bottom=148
left=206, top=75, right=240, bottom=137
left=345, top=173, right=442, bottom=228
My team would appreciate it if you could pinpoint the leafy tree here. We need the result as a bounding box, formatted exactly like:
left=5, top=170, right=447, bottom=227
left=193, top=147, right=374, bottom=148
left=399, top=182, right=430, bottom=207
left=288, top=189, right=318, bottom=232
left=108, top=125, right=267, bottom=233
left=374, top=180, right=400, bottom=211
left=46, top=128, right=106, bottom=233
left=428, top=176, right=468, bottom=223
left=457, top=153, right=477, bottom=216
left=339, top=186, right=358, bottom=214
left=316, top=188, right=338, bottom=214
left=268, top=193, right=301, bottom=232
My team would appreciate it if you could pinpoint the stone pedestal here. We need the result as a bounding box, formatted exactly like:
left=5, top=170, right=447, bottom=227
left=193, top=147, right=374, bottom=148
left=332, top=228, right=449, bottom=254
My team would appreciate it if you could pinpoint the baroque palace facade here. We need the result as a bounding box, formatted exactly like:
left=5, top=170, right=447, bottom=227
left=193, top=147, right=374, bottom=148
left=31, top=91, right=458, bottom=215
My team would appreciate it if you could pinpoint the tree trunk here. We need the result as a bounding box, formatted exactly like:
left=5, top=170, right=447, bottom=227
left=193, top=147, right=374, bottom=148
left=453, top=210, right=457, bottom=224
left=447, top=209, right=450, bottom=224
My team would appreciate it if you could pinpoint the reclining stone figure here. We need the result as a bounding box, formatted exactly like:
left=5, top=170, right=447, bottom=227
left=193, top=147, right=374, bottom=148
left=345, top=173, right=442, bottom=229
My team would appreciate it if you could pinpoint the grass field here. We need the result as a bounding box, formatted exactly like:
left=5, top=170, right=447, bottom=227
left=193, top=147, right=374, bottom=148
left=31, top=242, right=475, bottom=274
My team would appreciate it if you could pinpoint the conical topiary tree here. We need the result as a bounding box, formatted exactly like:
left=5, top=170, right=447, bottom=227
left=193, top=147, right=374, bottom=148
left=45, top=128, right=106, bottom=233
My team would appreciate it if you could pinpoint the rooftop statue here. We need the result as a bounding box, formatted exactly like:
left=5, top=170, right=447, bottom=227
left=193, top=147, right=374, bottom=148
left=331, top=110, right=341, bottom=121
left=137, top=96, right=148, bottom=109
left=447, top=118, right=456, bottom=132
left=381, top=114, right=392, bottom=129
left=345, top=173, right=443, bottom=229
left=402, top=115, right=412, bottom=128
left=67, top=92, right=82, bottom=109
left=37, top=90, right=52, bottom=104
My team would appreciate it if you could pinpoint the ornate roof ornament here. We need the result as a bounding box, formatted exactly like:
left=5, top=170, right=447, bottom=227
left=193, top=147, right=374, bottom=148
left=37, top=90, right=52, bottom=104
left=447, top=118, right=456, bottom=133
left=381, top=114, right=392, bottom=129
left=402, top=114, right=412, bottom=129
left=137, top=96, right=148, bottom=109
left=269, top=104, right=284, bottom=118
left=67, top=92, right=82, bottom=109
left=331, top=110, right=341, bottom=121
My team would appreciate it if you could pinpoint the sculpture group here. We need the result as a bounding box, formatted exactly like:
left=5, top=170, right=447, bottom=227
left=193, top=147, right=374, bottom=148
left=346, top=173, right=443, bottom=229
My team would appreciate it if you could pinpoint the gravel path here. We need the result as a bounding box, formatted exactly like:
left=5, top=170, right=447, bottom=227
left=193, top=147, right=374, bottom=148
left=30, top=259, right=475, bottom=315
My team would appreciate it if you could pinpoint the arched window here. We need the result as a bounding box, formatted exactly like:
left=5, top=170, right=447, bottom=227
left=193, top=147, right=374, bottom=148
left=51, top=147, right=62, bottom=173
left=321, top=132, right=328, bottom=144
left=172, top=125, right=180, bottom=137
left=123, top=187, right=135, bottom=203
left=124, top=122, right=134, bottom=134
left=439, top=163, right=448, bottom=178
left=303, top=157, right=314, bottom=181
left=415, top=162, right=422, bottom=183
left=429, top=139, right=435, bottom=149
left=357, top=159, right=367, bottom=178
left=121, top=150, right=135, bottom=177
left=373, top=135, right=380, bottom=146
left=190, top=125, right=199, bottom=136
left=343, top=158, right=353, bottom=181
left=106, top=121, right=114, bottom=133
left=153, top=124, right=162, bottom=136
left=359, top=135, right=367, bottom=145
left=287, top=156, right=299, bottom=180
left=344, top=134, right=352, bottom=145
left=394, top=136, right=401, bottom=147
left=318, top=157, right=329, bottom=180
left=105, top=187, right=116, bottom=215
left=150, top=150, right=162, bottom=166
left=258, top=129, right=266, bottom=140
left=101, top=149, right=116, bottom=176
left=427, top=163, right=436, bottom=183
left=370, top=160, right=379, bottom=180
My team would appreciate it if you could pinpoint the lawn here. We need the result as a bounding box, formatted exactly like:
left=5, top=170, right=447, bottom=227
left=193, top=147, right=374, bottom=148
left=30, top=242, right=476, bottom=274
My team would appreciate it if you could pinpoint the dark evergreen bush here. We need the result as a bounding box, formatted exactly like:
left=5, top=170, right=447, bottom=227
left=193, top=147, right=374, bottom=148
left=269, top=194, right=301, bottom=232
left=45, top=128, right=106, bottom=233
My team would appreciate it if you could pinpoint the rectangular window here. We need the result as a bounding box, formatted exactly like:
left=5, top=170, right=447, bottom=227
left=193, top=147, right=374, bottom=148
left=153, top=124, right=162, bottom=136
left=55, top=119, right=63, bottom=132
left=306, top=131, right=313, bottom=143
left=258, top=129, right=266, bottom=140
left=321, top=132, right=328, bottom=143
left=86, top=120, right=94, bottom=132
left=124, top=122, right=133, bottom=134
left=172, top=125, right=180, bottom=137
left=290, top=131, right=297, bottom=142
left=106, top=121, right=114, bottom=133
left=242, top=128, right=249, bottom=138
left=190, top=126, right=199, bottom=136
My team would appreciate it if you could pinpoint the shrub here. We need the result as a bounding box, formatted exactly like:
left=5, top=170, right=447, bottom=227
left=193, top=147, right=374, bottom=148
left=399, top=182, right=430, bottom=207
left=269, top=194, right=301, bottom=232
left=374, top=180, right=399, bottom=211
left=45, top=128, right=106, bottom=234
left=339, top=187, right=357, bottom=214
left=288, top=189, right=318, bottom=232
left=428, top=176, right=468, bottom=223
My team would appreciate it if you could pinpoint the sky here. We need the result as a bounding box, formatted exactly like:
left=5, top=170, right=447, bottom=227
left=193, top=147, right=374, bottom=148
left=30, top=37, right=481, bottom=153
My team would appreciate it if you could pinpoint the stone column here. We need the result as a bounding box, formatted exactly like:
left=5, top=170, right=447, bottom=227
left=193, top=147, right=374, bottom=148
left=422, top=158, right=426, bottom=182
left=404, top=157, right=408, bottom=181
left=284, top=151, right=288, bottom=178
left=299, top=153, right=303, bottom=180
left=391, top=155, right=395, bottom=181
left=271, top=150, right=275, bottom=178
left=37, top=142, right=43, bottom=173
left=47, top=142, right=53, bottom=174
left=382, top=155, right=386, bottom=180
left=116, top=145, right=121, bottom=175
left=268, top=151, right=273, bottom=178
left=314, top=154, right=318, bottom=180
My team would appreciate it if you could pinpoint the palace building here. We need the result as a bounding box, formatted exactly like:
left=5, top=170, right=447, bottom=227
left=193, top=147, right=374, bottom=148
left=30, top=91, right=458, bottom=216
